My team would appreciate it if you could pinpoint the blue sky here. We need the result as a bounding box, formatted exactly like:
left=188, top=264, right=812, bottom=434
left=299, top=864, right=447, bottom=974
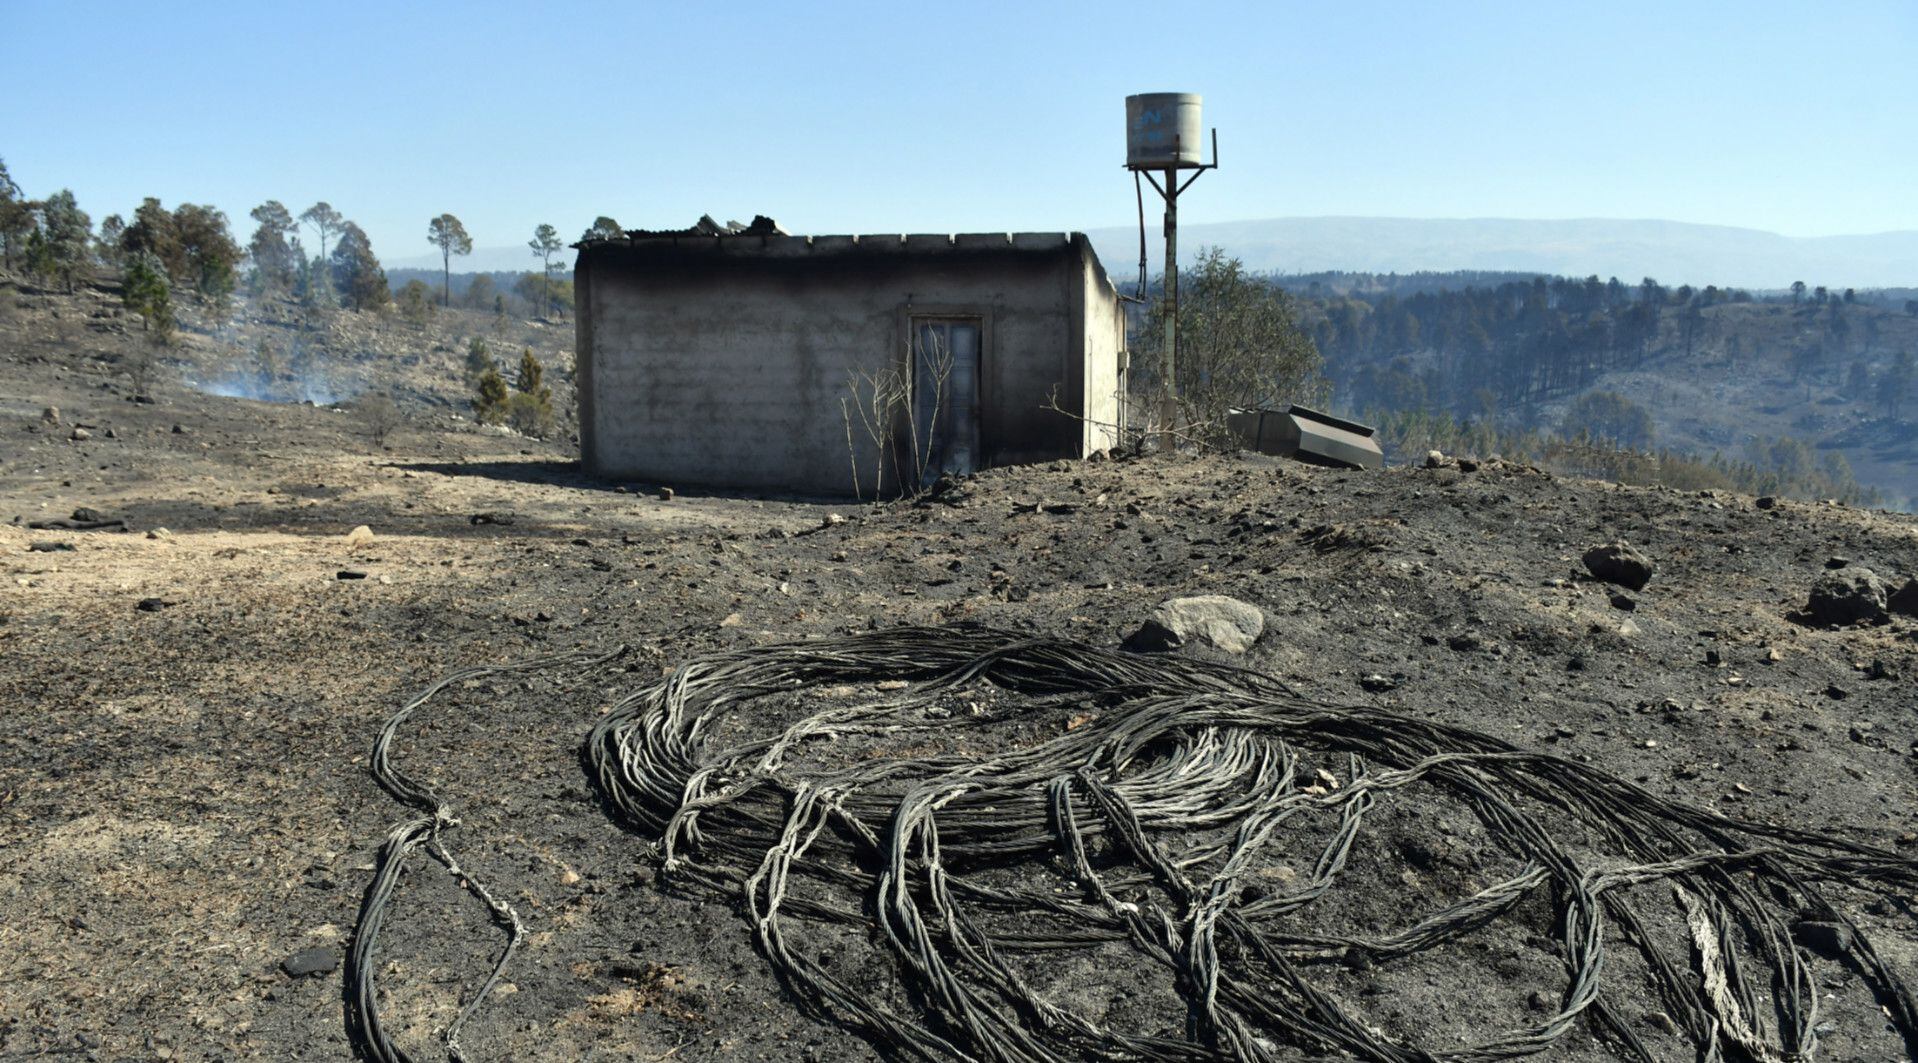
left=3, top=0, right=1913, bottom=263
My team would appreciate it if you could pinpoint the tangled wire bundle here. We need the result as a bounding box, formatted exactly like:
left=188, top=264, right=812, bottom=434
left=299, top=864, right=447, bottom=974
left=352, top=626, right=1918, bottom=1062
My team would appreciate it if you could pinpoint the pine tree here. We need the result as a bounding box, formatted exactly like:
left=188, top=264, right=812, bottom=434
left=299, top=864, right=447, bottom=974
left=463, top=337, right=493, bottom=384
left=37, top=189, right=92, bottom=292
left=123, top=198, right=185, bottom=280
left=473, top=366, right=510, bottom=424
left=508, top=347, right=555, bottom=436
left=427, top=213, right=472, bottom=306
left=248, top=201, right=299, bottom=294
left=0, top=158, right=32, bottom=271
left=515, top=346, right=544, bottom=393
left=123, top=251, right=173, bottom=335
left=580, top=216, right=622, bottom=242
left=329, top=222, right=388, bottom=311
left=528, top=224, right=562, bottom=317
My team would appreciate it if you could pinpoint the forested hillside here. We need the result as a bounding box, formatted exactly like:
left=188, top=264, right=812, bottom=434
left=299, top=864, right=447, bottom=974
left=1281, top=273, right=1918, bottom=509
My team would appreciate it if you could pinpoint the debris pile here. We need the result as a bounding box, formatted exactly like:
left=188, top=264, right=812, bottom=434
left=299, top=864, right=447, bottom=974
left=352, top=627, right=1918, bottom=1062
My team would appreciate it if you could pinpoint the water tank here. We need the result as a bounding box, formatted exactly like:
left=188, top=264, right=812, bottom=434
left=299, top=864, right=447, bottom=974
left=1126, top=93, right=1203, bottom=169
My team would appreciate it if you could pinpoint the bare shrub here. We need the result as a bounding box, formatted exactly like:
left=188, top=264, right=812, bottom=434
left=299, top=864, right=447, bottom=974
left=355, top=392, right=402, bottom=446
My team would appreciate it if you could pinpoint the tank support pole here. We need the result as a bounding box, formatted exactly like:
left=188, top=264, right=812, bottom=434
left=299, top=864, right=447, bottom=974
left=1161, top=163, right=1178, bottom=448
left=1129, top=127, right=1215, bottom=451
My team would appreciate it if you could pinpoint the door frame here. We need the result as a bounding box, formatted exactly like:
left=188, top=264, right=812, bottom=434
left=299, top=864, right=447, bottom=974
left=897, top=303, right=993, bottom=478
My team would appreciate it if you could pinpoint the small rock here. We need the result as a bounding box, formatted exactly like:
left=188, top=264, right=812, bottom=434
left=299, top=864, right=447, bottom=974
left=135, top=597, right=173, bottom=612
left=1582, top=541, right=1655, bottom=591
left=343, top=525, right=375, bottom=547
left=657, top=487, right=674, bottom=501
left=1608, top=592, right=1636, bottom=611
left=69, top=427, right=90, bottom=442
left=560, top=869, right=581, bottom=886
left=1424, top=450, right=1446, bottom=469
left=41, top=406, right=59, bottom=424
left=1755, top=496, right=1777, bottom=510
left=1359, top=673, right=1398, bottom=692
left=1644, top=1011, right=1680, bottom=1036
left=71, top=507, right=105, bottom=523
left=28, top=541, right=74, bottom=552
left=336, top=569, right=368, bottom=580
left=1446, top=632, right=1481, bottom=652
left=1824, top=684, right=1849, bottom=700
left=469, top=512, right=515, bottom=526
left=1124, top=595, right=1265, bottom=654
left=1803, top=568, right=1888, bottom=626
left=1456, top=457, right=1479, bottom=473
left=171, top=424, right=186, bottom=434
left=281, top=947, right=337, bottom=978
left=1824, top=556, right=1849, bottom=570
left=146, top=527, right=172, bottom=540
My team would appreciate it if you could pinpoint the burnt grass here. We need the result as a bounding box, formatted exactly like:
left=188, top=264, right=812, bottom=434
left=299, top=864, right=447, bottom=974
left=3, top=310, right=1918, bottom=1061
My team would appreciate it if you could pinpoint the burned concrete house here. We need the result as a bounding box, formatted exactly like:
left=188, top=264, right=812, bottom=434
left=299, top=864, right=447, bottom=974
left=574, top=220, right=1127, bottom=496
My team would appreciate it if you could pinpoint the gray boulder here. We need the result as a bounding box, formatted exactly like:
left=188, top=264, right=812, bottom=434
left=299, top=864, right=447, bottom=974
left=1582, top=541, right=1655, bottom=591
left=1804, top=568, right=1889, bottom=626
left=1125, top=595, right=1265, bottom=654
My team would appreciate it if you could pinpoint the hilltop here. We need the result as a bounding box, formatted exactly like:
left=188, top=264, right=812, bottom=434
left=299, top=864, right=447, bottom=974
left=2, top=279, right=1916, bottom=1060
left=1083, top=217, right=1918, bottom=291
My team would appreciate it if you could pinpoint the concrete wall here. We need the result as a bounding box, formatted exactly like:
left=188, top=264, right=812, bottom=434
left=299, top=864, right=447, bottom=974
left=1080, top=243, right=1127, bottom=453
left=577, top=233, right=1124, bottom=496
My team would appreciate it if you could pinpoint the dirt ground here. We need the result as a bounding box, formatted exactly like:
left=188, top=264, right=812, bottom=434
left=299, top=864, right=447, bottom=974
left=3, top=287, right=1917, bottom=1061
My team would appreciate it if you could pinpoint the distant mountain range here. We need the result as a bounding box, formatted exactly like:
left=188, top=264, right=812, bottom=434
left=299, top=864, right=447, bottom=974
left=1082, top=217, right=1918, bottom=291
left=400, top=217, right=1917, bottom=290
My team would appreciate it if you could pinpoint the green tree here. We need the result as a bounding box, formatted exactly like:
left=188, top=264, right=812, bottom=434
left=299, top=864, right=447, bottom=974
left=0, top=158, right=36, bottom=271
left=463, top=336, right=494, bottom=384
left=122, top=250, right=173, bottom=336
left=461, top=273, right=497, bottom=311
left=396, top=278, right=435, bottom=324
left=35, top=189, right=92, bottom=292
left=1560, top=390, right=1653, bottom=449
left=579, top=216, right=622, bottom=242
left=328, top=222, right=388, bottom=311
left=514, top=346, right=544, bottom=393
left=508, top=346, right=555, bottom=436
left=172, top=203, right=240, bottom=308
left=300, top=202, right=343, bottom=261
left=1790, top=280, right=1806, bottom=305
left=96, top=214, right=126, bottom=270
left=427, top=213, right=472, bottom=306
left=248, top=201, right=299, bottom=294
left=122, top=197, right=185, bottom=280
left=1135, top=247, right=1324, bottom=439
left=528, top=223, right=562, bottom=317
left=473, top=365, right=510, bottom=425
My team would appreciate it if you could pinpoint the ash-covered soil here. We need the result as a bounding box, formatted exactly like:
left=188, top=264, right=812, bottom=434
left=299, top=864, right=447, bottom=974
left=2, top=290, right=1916, bottom=1062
